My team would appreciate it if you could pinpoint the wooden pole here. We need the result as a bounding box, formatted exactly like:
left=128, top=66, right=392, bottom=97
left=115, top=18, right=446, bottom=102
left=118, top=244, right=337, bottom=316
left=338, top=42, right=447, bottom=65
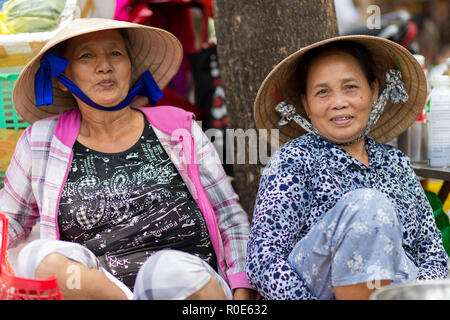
left=213, top=0, right=339, bottom=219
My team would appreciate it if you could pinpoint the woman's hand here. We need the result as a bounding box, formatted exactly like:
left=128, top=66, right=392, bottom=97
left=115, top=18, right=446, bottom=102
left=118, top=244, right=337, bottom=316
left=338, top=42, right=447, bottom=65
left=4, top=251, right=14, bottom=275
left=232, top=288, right=257, bottom=300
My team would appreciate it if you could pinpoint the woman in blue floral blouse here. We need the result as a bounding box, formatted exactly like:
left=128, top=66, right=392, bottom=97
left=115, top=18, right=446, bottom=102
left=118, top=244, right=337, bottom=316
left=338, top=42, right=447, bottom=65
left=247, top=35, right=448, bottom=300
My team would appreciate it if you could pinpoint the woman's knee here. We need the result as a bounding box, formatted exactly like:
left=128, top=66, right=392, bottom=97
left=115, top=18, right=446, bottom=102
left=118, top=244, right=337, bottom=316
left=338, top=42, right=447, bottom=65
left=16, top=239, right=58, bottom=278
left=185, top=276, right=228, bottom=300
left=35, top=253, right=69, bottom=279
left=141, top=249, right=210, bottom=275
left=338, top=188, right=399, bottom=226
left=17, top=239, right=99, bottom=279
left=18, top=239, right=75, bottom=279
left=134, top=250, right=217, bottom=300
left=343, top=188, right=393, bottom=208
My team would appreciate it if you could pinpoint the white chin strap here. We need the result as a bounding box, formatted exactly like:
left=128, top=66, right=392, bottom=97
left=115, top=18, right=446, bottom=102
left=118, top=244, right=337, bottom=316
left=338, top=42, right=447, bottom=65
left=275, top=69, right=409, bottom=146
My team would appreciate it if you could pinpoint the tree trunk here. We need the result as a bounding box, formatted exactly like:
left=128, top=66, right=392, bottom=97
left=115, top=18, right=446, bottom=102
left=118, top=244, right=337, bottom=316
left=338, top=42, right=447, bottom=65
left=213, top=0, right=339, bottom=219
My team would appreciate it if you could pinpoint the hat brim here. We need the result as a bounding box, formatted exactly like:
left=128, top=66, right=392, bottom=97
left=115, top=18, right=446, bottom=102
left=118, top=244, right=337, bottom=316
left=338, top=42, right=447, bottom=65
left=13, top=18, right=183, bottom=124
left=254, top=35, right=427, bottom=145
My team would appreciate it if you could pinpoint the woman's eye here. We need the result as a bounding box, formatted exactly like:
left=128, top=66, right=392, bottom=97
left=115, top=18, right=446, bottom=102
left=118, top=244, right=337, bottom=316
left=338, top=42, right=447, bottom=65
left=345, top=85, right=358, bottom=90
left=111, top=51, right=123, bottom=56
left=79, top=53, right=92, bottom=59
left=316, top=89, right=328, bottom=96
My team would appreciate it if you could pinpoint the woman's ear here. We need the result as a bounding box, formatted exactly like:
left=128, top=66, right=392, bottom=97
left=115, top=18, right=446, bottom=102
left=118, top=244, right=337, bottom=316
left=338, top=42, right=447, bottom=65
left=56, top=79, right=69, bottom=92
left=370, top=80, right=379, bottom=106
left=301, top=94, right=310, bottom=118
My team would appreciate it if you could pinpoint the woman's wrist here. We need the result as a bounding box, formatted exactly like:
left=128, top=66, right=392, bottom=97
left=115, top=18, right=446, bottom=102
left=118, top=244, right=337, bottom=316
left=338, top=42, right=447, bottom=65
left=233, top=288, right=258, bottom=300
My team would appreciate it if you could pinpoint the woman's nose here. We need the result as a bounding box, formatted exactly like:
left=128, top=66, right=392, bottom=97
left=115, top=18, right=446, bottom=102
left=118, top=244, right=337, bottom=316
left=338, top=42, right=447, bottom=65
left=332, top=92, right=349, bottom=109
left=96, top=55, right=113, bottom=73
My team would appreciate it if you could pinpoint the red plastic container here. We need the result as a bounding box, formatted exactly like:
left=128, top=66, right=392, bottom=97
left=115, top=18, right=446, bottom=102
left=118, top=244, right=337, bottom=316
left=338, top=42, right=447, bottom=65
left=0, top=212, right=62, bottom=300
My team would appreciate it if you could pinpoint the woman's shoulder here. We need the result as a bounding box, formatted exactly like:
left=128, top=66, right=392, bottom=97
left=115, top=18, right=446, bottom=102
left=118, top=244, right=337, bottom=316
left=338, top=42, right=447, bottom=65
left=33, top=115, right=60, bottom=127
left=267, top=134, right=320, bottom=172
left=369, top=138, right=409, bottom=160
left=368, top=138, right=412, bottom=170
left=138, top=106, right=194, bottom=135
left=278, top=134, right=324, bottom=158
left=26, top=115, right=60, bottom=138
left=10, top=115, right=61, bottom=154
left=25, top=110, right=80, bottom=149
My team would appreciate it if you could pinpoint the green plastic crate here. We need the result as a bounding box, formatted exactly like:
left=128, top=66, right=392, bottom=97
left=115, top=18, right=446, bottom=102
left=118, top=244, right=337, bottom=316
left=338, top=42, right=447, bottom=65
left=0, top=73, right=29, bottom=130
left=0, top=172, right=4, bottom=189
left=425, top=190, right=450, bottom=255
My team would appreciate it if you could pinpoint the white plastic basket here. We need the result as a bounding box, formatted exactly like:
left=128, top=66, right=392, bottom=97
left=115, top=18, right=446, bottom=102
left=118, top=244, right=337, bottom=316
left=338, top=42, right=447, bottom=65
left=0, top=0, right=78, bottom=73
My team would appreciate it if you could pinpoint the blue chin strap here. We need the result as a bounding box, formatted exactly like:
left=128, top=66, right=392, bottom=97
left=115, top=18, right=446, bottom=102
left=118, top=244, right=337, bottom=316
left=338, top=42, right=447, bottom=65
left=34, top=51, right=165, bottom=111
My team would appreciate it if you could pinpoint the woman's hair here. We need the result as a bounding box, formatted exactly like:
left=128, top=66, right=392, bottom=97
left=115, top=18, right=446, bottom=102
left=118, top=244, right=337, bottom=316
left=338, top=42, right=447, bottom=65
left=297, top=41, right=377, bottom=95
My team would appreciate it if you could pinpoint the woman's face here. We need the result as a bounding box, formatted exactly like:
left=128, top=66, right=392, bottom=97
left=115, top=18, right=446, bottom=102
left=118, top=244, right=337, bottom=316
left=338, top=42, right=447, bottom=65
left=62, top=29, right=132, bottom=107
left=301, top=50, right=378, bottom=144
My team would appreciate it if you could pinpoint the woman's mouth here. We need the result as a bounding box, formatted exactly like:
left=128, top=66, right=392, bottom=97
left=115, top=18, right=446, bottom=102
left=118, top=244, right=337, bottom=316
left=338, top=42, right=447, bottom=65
left=330, top=115, right=353, bottom=125
left=98, top=79, right=114, bottom=87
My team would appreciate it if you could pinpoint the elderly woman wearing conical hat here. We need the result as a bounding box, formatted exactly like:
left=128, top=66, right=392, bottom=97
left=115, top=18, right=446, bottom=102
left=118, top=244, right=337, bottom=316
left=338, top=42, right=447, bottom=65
left=247, top=35, right=448, bottom=300
left=0, top=18, right=256, bottom=300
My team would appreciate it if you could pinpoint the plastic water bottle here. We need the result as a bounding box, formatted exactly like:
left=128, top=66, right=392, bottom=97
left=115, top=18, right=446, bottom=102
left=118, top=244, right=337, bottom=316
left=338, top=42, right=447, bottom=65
left=426, top=75, right=450, bottom=167
left=447, top=58, right=450, bottom=77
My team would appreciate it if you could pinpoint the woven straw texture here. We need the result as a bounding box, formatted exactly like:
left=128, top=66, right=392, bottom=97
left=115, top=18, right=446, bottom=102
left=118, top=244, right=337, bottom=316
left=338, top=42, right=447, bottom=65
left=13, top=18, right=183, bottom=124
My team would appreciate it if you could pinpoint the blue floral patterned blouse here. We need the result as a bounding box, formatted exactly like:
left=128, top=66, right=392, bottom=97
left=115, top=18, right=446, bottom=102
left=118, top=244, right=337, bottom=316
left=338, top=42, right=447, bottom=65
left=246, top=133, right=448, bottom=300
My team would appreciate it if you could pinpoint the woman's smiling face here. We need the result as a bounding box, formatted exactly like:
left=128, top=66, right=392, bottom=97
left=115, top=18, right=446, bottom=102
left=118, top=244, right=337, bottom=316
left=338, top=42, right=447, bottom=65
left=301, top=49, right=379, bottom=144
left=62, top=29, right=132, bottom=108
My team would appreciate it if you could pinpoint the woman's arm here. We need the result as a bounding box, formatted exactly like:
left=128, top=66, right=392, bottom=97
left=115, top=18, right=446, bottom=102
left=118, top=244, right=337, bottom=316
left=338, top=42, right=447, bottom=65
left=246, top=147, right=318, bottom=300
left=0, top=127, right=39, bottom=249
left=191, top=121, right=254, bottom=293
left=401, top=156, right=448, bottom=279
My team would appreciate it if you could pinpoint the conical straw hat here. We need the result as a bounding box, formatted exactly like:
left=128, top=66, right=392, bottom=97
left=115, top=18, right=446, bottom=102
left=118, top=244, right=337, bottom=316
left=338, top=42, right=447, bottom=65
left=13, top=18, right=183, bottom=124
left=254, top=35, right=427, bottom=145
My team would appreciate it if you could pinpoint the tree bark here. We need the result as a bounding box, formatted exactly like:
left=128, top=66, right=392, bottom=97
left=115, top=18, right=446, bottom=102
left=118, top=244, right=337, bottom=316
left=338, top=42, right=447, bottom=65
left=213, top=0, right=339, bottom=219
